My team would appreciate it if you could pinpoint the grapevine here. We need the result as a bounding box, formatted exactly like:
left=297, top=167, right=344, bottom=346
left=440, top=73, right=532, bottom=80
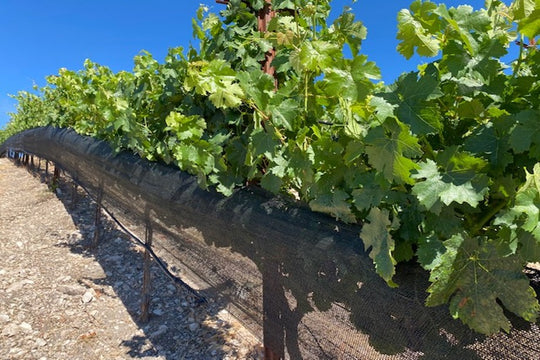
left=1, top=0, right=539, bottom=334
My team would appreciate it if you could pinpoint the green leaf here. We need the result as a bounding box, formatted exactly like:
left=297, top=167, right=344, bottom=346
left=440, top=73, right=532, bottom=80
left=464, top=122, right=513, bottom=169
left=394, top=65, right=443, bottom=135
left=291, top=40, right=342, bottom=73
left=511, top=0, right=537, bottom=20
left=509, top=110, right=540, bottom=156
left=249, top=128, right=279, bottom=159
left=518, top=9, right=540, bottom=37
left=364, top=118, right=422, bottom=184
left=435, top=5, right=482, bottom=56
left=237, top=69, right=275, bottom=111
left=359, top=207, right=397, bottom=286
left=261, top=173, right=282, bottom=194
left=272, top=0, right=295, bottom=10
left=495, top=163, right=540, bottom=240
left=165, top=112, right=206, bottom=140
left=184, top=60, right=244, bottom=109
left=370, top=96, right=397, bottom=122
left=352, top=174, right=388, bottom=211
left=270, top=98, right=299, bottom=131
left=417, top=233, right=446, bottom=270
left=309, top=189, right=356, bottom=223
left=511, top=0, right=540, bottom=37
left=426, top=235, right=540, bottom=334
left=331, top=11, right=367, bottom=56
left=343, top=140, right=364, bottom=165
left=396, top=1, right=441, bottom=59
left=208, top=82, right=244, bottom=108
left=269, top=153, right=289, bottom=178
left=321, top=68, right=357, bottom=102
left=412, top=159, right=488, bottom=212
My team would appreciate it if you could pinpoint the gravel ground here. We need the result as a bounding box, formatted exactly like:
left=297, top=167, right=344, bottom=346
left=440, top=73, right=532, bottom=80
left=0, top=157, right=263, bottom=360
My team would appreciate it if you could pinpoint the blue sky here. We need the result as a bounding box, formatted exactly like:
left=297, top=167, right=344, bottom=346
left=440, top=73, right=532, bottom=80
left=0, top=0, right=500, bottom=129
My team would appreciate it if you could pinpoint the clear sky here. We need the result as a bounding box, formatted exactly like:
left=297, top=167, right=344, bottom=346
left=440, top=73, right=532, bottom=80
left=0, top=0, right=499, bottom=129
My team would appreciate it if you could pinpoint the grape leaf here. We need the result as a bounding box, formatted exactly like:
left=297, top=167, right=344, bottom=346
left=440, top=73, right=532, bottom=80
left=393, top=65, right=443, bottom=135
left=396, top=0, right=441, bottom=59
left=518, top=9, right=540, bottom=37
left=291, top=40, right=342, bottom=73
left=184, top=60, right=244, bottom=109
left=511, top=0, right=540, bottom=37
left=237, top=70, right=275, bottom=111
left=331, top=11, right=367, bottom=56
left=352, top=186, right=386, bottom=212
left=511, top=0, right=537, bottom=20
left=260, top=173, right=282, bottom=194
left=495, top=163, right=540, bottom=241
left=309, top=189, right=356, bottom=223
left=509, top=110, right=540, bottom=157
left=417, top=232, right=446, bottom=270
left=463, top=122, right=513, bottom=170
left=426, top=234, right=540, bottom=334
left=412, top=159, right=488, bottom=213
left=364, top=118, right=422, bottom=184
left=269, top=98, right=299, bottom=131
left=359, top=207, right=397, bottom=286
left=249, top=128, right=279, bottom=159
left=165, top=112, right=206, bottom=140
left=321, top=68, right=358, bottom=102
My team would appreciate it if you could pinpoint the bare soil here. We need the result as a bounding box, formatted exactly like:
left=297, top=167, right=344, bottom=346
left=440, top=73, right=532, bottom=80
left=0, top=158, right=262, bottom=360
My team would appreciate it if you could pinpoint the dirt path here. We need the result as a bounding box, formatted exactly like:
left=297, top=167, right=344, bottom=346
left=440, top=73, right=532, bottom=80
left=0, top=158, right=261, bottom=360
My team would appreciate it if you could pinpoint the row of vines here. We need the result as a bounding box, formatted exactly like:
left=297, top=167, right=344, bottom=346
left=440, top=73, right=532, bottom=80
left=1, top=0, right=539, bottom=335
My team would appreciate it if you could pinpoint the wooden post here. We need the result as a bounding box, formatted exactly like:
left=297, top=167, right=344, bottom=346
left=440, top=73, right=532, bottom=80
left=140, top=215, right=153, bottom=323
left=215, top=2, right=280, bottom=357
left=216, top=0, right=277, bottom=88
left=92, top=186, right=103, bottom=248
left=258, top=0, right=277, bottom=89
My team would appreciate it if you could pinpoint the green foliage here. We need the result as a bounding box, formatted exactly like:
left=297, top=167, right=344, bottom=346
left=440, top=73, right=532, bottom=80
left=2, top=0, right=540, bottom=335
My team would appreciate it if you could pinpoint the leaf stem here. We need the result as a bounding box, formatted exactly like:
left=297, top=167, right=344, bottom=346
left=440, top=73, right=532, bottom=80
left=471, top=200, right=508, bottom=235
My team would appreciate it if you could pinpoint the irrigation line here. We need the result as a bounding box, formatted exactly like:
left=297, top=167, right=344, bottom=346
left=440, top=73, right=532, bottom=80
left=60, top=170, right=207, bottom=304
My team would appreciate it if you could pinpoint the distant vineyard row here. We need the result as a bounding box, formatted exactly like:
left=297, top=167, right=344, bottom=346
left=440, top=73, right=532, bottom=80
left=1, top=0, right=539, bottom=334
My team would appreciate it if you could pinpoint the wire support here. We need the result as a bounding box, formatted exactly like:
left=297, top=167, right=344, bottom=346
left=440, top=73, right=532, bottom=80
left=65, top=174, right=207, bottom=304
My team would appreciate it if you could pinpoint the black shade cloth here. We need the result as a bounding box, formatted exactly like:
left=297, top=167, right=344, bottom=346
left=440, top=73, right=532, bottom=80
left=2, top=127, right=539, bottom=359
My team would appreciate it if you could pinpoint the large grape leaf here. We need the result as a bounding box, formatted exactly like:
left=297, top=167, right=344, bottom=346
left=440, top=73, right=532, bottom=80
left=518, top=9, right=540, bottom=37
left=359, top=207, right=397, bottom=286
left=184, top=59, right=244, bottom=109
left=237, top=69, right=275, bottom=111
left=396, top=1, right=441, bottom=59
left=509, top=110, right=540, bottom=158
left=269, top=98, right=299, bottom=131
left=394, top=66, right=443, bottom=136
left=331, top=11, right=367, bottom=57
left=290, top=40, right=342, bottom=73
left=463, top=122, right=513, bottom=170
left=511, top=0, right=540, bottom=37
left=412, top=157, right=489, bottom=213
left=426, top=234, right=540, bottom=334
left=364, top=118, right=422, bottom=184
